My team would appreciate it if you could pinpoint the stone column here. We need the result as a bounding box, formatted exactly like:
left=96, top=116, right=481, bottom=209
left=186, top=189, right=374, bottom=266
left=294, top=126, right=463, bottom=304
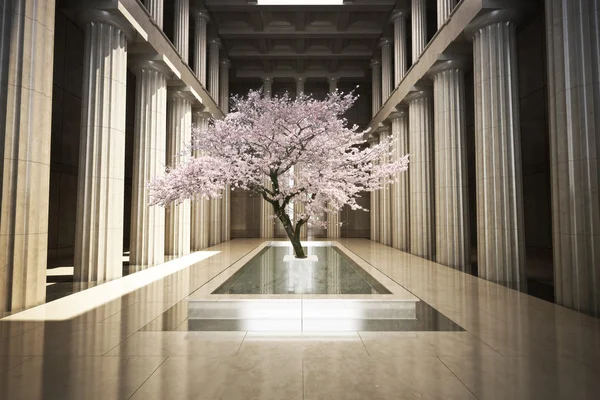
left=129, top=59, right=170, bottom=267
left=74, top=11, right=129, bottom=283
left=437, top=0, right=457, bottom=28
left=209, top=193, right=222, bottom=246
left=378, top=125, right=392, bottom=246
left=370, top=59, right=381, bottom=116
left=220, top=58, right=231, bottom=242
left=144, top=0, right=164, bottom=28
left=191, top=109, right=211, bottom=250
left=546, top=1, right=600, bottom=315
left=327, top=77, right=341, bottom=239
left=0, top=0, right=55, bottom=312
left=208, top=38, right=221, bottom=101
left=173, top=0, right=189, bottom=62
left=430, top=60, right=470, bottom=271
left=411, top=0, right=427, bottom=62
left=294, top=77, right=307, bottom=239
left=165, top=89, right=193, bottom=256
left=370, top=140, right=380, bottom=242
left=380, top=38, right=393, bottom=101
left=407, top=89, right=434, bottom=259
left=193, top=10, right=210, bottom=86
left=389, top=107, right=410, bottom=251
left=467, top=10, right=526, bottom=289
left=391, top=10, right=409, bottom=86
left=260, top=77, right=275, bottom=238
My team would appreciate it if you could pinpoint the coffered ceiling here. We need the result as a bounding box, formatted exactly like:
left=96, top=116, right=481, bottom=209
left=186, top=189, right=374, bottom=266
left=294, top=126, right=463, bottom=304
left=203, top=0, right=399, bottom=81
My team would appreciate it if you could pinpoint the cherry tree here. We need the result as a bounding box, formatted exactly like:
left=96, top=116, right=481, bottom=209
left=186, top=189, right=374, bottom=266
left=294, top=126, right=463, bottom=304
left=149, top=90, right=409, bottom=258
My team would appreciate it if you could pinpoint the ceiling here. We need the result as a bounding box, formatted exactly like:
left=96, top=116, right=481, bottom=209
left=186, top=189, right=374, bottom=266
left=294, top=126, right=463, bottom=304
left=204, top=0, right=400, bottom=82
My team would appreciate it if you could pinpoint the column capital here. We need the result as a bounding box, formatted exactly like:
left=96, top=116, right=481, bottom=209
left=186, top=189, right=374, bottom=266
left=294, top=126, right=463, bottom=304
left=388, top=105, right=409, bottom=120
left=262, top=76, right=274, bottom=84
left=465, top=9, right=525, bottom=39
left=193, top=108, right=213, bottom=119
left=405, top=87, right=432, bottom=103
left=209, top=38, right=222, bottom=48
left=427, top=58, right=470, bottom=77
left=295, top=76, right=306, bottom=83
left=390, top=9, right=410, bottom=23
left=129, top=56, right=173, bottom=77
left=327, top=76, right=339, bottom=83
left=75, top=8, right=136, bottom=38
left=221, top=58, right=231, bottom=68
left=168, top=86, right=196, bottom=102
left=192, top=9, right=211, bottom=23
left=370, top=58, right=381, bottom=68
left=379, top=37, right=393, bottom=48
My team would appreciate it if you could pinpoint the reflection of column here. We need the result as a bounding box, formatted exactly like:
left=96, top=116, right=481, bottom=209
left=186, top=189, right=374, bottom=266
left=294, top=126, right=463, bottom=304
left=192, top=10, right=210, bottom=86
left=0, top=0, right=55, bottom=312
left=191, top=110, right=212, bottom=251
left=389, top=107, right=410, bottom=251
left=327, top=77, right=341, bottom=239
left=165, top=90, right=193, bottom=256
left=370, top=59, right=381, bottom=116
left=391, top=10, right=409, bottom=86
left=378, top=126, right=392, bottom=246
left=130, top=59, right=170, bottom=267
left=75, top=12, right=128, bottom=283
left=431, top=60, right=470, bottom=271
left=294, top=77, right=307, bottom=239
left=407, top=89, right=434, bottom=259
left=370, top=140, right=380, bottom=242
left=380, top=38, right=393, bottom=102
left=145, top=0, right=164, bottom=28
left=173, top=0, right=189, bottom=62
left=261, top=249, right=274, bottom=294
left=326, top=248, right=341, bottom=294
left=260, top=77, right=274, bottom=238
left=220, top=59, right=231, bottom=242
left=468, top=11, right=526, bottom=289
left=546, top=1, right=600, bottom=314
left=411, top=0, right=427, bottom=62
left=208, top=38, right=221, bottom=101
left=437, top=0, right=457, bottom=28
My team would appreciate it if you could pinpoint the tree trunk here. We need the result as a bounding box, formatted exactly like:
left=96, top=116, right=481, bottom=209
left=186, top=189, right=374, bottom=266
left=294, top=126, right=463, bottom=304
left=274, top=205, right=306, bottom=258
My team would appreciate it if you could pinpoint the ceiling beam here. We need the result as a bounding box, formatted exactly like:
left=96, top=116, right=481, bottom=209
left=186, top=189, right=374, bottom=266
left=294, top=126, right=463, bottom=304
left=228, top=49, right=373, bottom=59
left=218, top=28, right=382, bottom=39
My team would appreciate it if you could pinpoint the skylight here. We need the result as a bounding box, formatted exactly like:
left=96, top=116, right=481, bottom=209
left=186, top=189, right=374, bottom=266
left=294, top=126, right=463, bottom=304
left=256, top=0, right=344, bottom=5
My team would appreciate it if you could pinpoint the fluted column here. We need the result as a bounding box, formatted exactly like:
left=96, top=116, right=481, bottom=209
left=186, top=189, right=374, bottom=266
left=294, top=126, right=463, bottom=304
left=165, top=90, right=193, bottom=256
left=370, top=59, right=381, bottom=116
left=391, top=10, right=409, bottom=86
left=294, top=77, right=307, bottom=239
left=468, top=11, right=526, bottom=289
left=411, top=0, right=427, bottom=62
left=370, top=140, right=380, bottom=242
left=173, top=0, right=189, bottom=62
left=430, top=60, right=470, bottom=271
left=191, top=110, right=211, bottom=250
left=208, top=38, right=221, bottom=101
left=260, top=77, right=275, bottom=238
left=129, top=60, right=169, bottom=267
left=220, top=58, right=231, bottom=242
left=327, top=77, right=341, bottom=239
left=0, top=0, right=55, bottom=312
left=378, top=125, right=392, bottom=246
left=193, top=10, right=210, bottom=86
left=144, top=0, right=164, bottom=28
left=437, top=0, right=457, bottom=28
left=407, top=89, right=434, bottom=259
left=74, top=13, right=128, bottom=284
left=209, top=192, right=222, bottom=246
left=546, top=0, right=600, bottom=315
left=389, top=107, right=410, bottom=251
left=380, top=38, right=393, bottom=101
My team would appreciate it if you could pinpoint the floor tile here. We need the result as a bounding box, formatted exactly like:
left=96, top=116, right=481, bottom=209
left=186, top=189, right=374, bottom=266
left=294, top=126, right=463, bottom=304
left=105, top=331, right=247, bottom=357
left=0, top=356, right=166, bottom=400
left=440, top=355, right=600, bottom=400
left=131, top=355, right=303, bottom=400
left=303, top=355, right=477, bottom=400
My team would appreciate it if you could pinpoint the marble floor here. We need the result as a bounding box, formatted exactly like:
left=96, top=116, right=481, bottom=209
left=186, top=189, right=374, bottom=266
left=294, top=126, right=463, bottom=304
left=1, top=239, right=599, bottom=399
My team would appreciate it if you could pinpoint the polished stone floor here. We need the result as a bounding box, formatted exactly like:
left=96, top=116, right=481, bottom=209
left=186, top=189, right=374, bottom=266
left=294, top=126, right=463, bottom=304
left=1, top=239, right=599, bottom=399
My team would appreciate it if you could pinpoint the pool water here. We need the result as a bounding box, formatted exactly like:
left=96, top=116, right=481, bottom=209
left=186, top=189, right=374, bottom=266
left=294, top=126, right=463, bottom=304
left=213, top=246, right=391, bottom=295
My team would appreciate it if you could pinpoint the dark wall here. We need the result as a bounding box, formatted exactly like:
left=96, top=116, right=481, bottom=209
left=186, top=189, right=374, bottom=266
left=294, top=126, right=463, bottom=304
left=517, top=10, right=553, bottom=288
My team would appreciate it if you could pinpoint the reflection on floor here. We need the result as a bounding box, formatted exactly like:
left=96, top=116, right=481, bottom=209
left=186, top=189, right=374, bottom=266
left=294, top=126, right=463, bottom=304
left=1, top=238, right=599, bottom=399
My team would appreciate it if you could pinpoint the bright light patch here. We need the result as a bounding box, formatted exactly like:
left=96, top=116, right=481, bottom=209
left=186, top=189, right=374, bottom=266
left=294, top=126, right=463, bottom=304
left=257, top=0, right=343, bottom=5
